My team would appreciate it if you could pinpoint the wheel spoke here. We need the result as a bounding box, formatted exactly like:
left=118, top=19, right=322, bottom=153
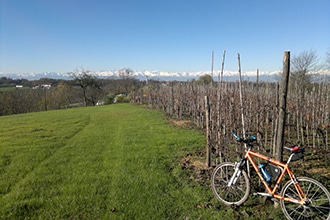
left=281, top=177, right=330, bottom=220
left=287, top=186, right=300, bottom=199
left=312, top=205, right=330, bottom=215
left=211, top=162, right=250, bottom=206
left=309, top=185, right=321, bottom=200
left=305, top=181, right=313, bottom=197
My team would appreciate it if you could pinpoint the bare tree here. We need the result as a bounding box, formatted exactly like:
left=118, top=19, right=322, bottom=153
left=117, top=68, right=136, bottom=93
left=290, top=49, right=319, bottom=90
left=70, top=68, right=103, bottom=106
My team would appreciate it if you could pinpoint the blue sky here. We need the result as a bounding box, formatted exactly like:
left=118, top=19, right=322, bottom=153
left=1, top=0, right=329, bottom=74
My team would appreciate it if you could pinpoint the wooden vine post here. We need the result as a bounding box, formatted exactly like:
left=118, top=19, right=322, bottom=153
left=205, top=95, right=211, bottom=167
left=237, top=53, right=246, bottom=139
left=237, top=53, right=250, bottom=176
left=275, top=51, right=290, bottom=162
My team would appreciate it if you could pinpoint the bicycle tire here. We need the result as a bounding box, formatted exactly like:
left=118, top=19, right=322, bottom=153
left=280, top=176, right=330, bottom=220
left=211, top=162, right=250, bottom=206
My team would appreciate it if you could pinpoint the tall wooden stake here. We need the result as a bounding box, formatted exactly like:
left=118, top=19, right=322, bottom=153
left=238, top=53, right=250, bottom=177
left=275, top=51, right=290, bottom=162
left=237, top=53, right=246, bottom=139
left=205, top=96, right=211, bottom=167
left=216, top=50, right=226, bottom=164
left=219, top=50, right=226, bottom=83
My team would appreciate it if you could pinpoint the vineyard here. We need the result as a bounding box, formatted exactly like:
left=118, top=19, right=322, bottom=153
left=132, top=78, right=330, bottom=166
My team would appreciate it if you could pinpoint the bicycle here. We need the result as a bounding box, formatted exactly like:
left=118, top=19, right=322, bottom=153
left=211, top=132, right=330, bottom=220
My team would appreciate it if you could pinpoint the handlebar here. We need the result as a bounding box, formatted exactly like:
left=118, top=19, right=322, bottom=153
left=232, top=132, right=257, bottom=144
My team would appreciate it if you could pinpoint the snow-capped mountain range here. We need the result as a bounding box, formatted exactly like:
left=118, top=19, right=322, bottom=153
left=1, top=69, right=330, bottom=82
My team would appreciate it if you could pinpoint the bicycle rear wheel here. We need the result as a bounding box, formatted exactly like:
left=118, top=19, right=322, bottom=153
left=280, top=177, right=330, bottom=220
left=211, top=162, right=250, bottom=206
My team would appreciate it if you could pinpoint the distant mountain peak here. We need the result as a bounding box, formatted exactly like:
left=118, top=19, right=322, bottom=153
left=1, top=69, right=329, bottom=82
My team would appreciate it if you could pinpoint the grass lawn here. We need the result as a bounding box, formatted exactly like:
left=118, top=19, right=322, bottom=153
left=0, top=104, right=284, bottom=219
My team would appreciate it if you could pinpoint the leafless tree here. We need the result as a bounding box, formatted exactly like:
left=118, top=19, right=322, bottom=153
left=70, top=68, right=103, bottom=106
left=290, top=49, right=319, bottom=90
left=117, top=68, right=136, bottom=93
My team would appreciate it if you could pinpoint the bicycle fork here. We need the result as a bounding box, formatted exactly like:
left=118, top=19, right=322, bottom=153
left=227, top=161, right=243, bottom=187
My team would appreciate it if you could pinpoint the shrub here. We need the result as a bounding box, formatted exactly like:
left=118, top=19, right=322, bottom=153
left=115, top=94, right=130, bottom=103
left=106, top=93, right=116, bottom=104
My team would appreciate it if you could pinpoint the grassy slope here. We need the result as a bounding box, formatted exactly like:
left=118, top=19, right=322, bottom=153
left=1, top=104, right=243, bottom=219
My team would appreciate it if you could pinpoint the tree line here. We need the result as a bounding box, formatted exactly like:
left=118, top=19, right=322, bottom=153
left=0, top=68, right=144, bottom=116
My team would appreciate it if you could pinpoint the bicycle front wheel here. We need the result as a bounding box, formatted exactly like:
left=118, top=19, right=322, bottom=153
left=211, top=162, right=250, bottom=206
left=280, top=177, right=330, bottom=220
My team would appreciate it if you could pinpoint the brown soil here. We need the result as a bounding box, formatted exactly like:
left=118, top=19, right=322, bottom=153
left=180, top=154, right=212, bottom=186
left=169, top=119, right=196, bottom=128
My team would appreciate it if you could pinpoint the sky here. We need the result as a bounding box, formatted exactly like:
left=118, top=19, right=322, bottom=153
left=0, top=0, right=329, bottom=74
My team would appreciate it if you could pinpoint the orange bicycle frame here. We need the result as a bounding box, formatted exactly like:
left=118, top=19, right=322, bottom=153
left=245, top=149, right=306, bottom=205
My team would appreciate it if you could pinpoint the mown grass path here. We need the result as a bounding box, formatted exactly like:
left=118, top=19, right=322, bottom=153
left=0, top=104, right=240, bottom=219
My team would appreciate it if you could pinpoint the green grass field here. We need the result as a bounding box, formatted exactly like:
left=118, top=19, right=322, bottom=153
left=0, top=104, right=284, bottom=219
